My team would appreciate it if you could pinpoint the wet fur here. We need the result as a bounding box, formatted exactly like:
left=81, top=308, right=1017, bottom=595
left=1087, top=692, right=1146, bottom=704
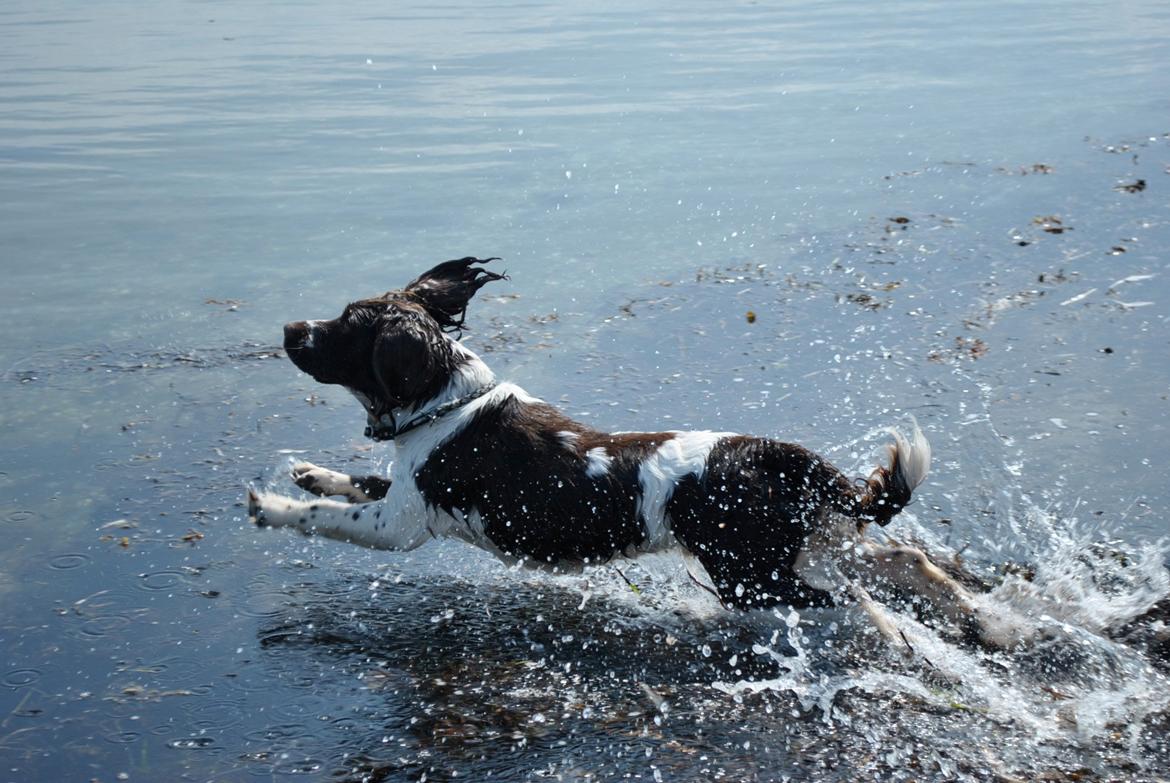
left=250, top=257, right=1028, bottom=649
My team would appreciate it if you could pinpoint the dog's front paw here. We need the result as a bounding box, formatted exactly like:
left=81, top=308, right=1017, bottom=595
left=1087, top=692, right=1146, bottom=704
left=291, top=461, right=329, bottom=496
left=247, top=489, right=307, bottom=531
left=246, top=487, right=267, bottom=527
left=291, top=460, right=353, bottom=497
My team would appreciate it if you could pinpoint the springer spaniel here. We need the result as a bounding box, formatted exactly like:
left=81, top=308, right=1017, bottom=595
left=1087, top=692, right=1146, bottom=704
left=248, top=258, right=1024, bottom=650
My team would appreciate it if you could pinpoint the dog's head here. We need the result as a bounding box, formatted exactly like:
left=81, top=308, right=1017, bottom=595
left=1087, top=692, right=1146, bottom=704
left=282, top=257, right=505, bottom=421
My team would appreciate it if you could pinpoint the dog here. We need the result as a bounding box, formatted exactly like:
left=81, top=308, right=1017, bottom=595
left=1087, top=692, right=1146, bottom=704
left=248, top=257, right=1025, bottom=650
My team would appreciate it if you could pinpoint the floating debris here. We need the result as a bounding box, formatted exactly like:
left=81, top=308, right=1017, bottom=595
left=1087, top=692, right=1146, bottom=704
left=2, top=342, right=286, bottom=386
left=745, top=310, right=757, bottom=324
left=113, top=684, right=196, bottom=702
left=1060, top=288, right=1097, bottom=306
left=929, top=336, right=989, bottom=362
left=1115, top=179, right=1147, bottom=193
left=1033, top=215, right=1071, bottom=234
left=844, top=292, right=884, bottom=311
left=1108, top=273, right=1155, bottom=292
left=960, top=337, right=988, bottom=360
left=997, top=162, right=1055, bottom=176
left=1038, top=269, right=1072, bottom=284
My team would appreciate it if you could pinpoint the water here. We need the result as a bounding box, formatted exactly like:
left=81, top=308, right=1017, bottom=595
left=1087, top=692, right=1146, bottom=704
left=2, top=0, right=1169, bottom=780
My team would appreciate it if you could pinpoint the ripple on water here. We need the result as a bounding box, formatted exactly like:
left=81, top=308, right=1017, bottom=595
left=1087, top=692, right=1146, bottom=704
left=271, top=693, right=332, bottom=722
left=3, top=668, right=42, bottom=688
left=5, top=510, right=37, bottom=523
left=235, top=588, right=299, bottom=618
left=133, top=655, right=208, bottom=685
left=186, top=699, right=246, bottom=731
left=62, top=588, right=146, bottom=640
left=48, top=553, right=91, bottom=570
left=241, top=723, right=314, bottom=745
left=104, top=730, right=141, bottom=745
left=137, top=570, right=188, bottom=591
left=79, top=613, right=133, bottom=638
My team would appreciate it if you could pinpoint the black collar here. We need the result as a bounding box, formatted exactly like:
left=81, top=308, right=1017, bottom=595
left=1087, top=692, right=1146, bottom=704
left=364, top=382, right=497, bottom=442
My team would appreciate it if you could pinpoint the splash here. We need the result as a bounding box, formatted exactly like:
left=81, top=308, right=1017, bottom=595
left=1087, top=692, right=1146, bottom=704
left=989, top=503, right=1169, bottom=633
left=699, top=499, right=1169, bottom=772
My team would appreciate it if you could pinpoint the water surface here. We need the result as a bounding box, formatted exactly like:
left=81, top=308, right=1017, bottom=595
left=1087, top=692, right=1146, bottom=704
left=1, top=1, right=1169, bottom=780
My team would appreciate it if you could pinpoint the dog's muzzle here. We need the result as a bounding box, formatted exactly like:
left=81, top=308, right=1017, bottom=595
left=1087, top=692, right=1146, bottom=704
left=283, top=321, right=313, bottom=351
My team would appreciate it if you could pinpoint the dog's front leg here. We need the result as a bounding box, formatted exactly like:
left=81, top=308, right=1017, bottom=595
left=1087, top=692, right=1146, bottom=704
left=247, top=488, right=430, bottom=551
left=291, top=461, right=391, bottom=503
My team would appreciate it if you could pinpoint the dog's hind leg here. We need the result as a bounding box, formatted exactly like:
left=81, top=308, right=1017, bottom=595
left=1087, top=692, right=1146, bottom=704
left=291, top=461, right=391, bottom=502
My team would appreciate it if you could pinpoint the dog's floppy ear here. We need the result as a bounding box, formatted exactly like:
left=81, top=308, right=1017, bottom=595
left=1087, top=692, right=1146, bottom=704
left=404, top=257, right=506, bottom=332
left=371, top=311, right=446, bottom=411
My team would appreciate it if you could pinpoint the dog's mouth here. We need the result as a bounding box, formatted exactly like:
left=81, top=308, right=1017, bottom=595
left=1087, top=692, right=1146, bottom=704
left=282, top=344, right=319, bottom=379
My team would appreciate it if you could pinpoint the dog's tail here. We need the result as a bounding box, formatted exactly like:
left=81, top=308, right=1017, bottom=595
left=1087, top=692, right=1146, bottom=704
left=850, top=419, right=931, bottom=527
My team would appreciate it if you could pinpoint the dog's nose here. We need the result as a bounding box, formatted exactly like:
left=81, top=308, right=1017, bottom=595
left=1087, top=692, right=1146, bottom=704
left=283, top=321, right=312, bottom=350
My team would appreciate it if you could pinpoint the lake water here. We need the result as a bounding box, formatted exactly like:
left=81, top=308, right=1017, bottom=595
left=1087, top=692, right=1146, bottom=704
left=2, top=1, right=1169, bottom=780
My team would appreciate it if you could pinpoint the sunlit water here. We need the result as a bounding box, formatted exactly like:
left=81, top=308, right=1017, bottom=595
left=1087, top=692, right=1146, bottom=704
left=2, top=1, right=1168, bottom=781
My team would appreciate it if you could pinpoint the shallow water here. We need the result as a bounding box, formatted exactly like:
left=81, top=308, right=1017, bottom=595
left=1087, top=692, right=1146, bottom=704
left=2, top=1, right=1169, bottom=781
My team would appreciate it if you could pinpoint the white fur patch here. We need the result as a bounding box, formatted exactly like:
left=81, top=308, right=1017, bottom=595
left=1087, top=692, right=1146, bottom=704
left=584, top=446, right=612, bottom=477
left=636, top=430, right=735, bottom=550
left=251, top=488, right=433, bottom=551
left=381, top=342, right=546, bottom=546
left=557, top=430, right=580, bottom=449
left=303, top=320, right=325, bottom=348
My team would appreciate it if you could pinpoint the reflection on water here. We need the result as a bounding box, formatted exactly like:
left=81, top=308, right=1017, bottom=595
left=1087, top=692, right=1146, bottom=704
left=2, top=0, right=1169, bottom=780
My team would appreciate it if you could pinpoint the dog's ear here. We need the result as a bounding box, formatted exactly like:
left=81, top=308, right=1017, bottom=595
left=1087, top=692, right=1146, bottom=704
left=404, top=257, right=506, bottom=332
left=371, top=311, right=447, bottom=411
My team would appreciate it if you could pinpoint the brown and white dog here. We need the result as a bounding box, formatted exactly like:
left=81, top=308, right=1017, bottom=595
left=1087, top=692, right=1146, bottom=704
left=248, top=257, right=1023, bottom=649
